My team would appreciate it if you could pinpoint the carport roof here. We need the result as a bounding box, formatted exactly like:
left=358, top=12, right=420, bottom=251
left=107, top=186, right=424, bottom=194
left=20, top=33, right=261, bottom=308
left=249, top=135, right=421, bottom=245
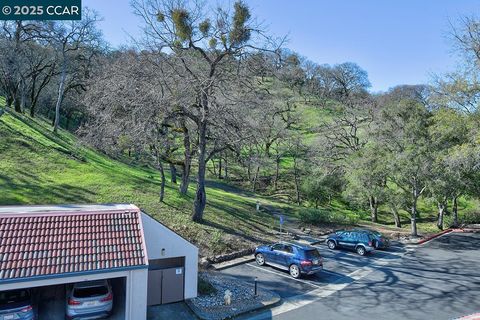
left=0, top=204, right=148, bottom=283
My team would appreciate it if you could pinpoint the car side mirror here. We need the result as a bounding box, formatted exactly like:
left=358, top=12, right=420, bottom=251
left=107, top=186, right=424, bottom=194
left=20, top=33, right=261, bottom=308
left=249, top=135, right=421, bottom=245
left=269, top=246, right=274, bottom=251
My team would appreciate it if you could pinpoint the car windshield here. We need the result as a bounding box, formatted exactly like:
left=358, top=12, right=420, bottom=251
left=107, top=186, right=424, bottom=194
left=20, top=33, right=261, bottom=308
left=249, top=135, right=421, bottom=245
left=0, top=290, right=29, bottom=304
left=73, top=286, right=108, bottom=298
left=304, top=249, right=321, bottom=259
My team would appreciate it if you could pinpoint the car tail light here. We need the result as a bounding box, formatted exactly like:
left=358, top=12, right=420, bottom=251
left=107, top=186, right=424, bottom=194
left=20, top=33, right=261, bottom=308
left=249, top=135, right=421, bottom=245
left=300, top=260, right=312, bottom=267
left=368, top=241, right=373, bottom=247
left=21, top=305, right=33, bottom=312
left=68, top=298, right=81, bottom=306
left=100, top=293, right=113, bottom=302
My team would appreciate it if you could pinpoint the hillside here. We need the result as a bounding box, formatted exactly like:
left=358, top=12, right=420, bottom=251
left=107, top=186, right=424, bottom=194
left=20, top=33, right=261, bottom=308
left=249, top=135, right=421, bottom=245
left=0, top=107, right=304, bottom=257
left=1, top=95, right=478, bottom=257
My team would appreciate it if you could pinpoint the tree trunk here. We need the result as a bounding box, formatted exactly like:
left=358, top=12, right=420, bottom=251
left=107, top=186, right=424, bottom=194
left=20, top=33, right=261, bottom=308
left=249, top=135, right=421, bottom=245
left=452, top=196, right=459, bottom=227
left=13, top=96, right=21, bottom=113
left=192, top=117, right=207, bottom=223
left=437, top=202, right=445, bottom=230
left=369, top=195, right=378, bottom=223
left=274, top=153, right=280, bottom=191
left=411, top=196, right=418, bottom=236
left=54, top=59, right=67, bottom=133
left=19, top=79, right=26, bottom=114
left=293, top=157, right=300, bottom=205
left=390, top=205, right=401, bottom=228
left=224, top=156, right=228, bottom=180
left=65, top=111, right=72, bottom=131
left=158, top=161, right=165, bottom=203
left=6, top=96, right=13, bottom=109
left=170, top=164, right=177, bottom=184
left=251, top=165, right=260, bottom=192
left=218, top=158, right=222, bottom=179
left=179, top=120, right=191, bottom=195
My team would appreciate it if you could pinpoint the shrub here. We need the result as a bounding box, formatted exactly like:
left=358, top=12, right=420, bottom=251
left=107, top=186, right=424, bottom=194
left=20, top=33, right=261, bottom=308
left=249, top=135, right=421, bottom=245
left=198, top=276, right=217, bottom=295
left=461, top=211, right=480, bottom=224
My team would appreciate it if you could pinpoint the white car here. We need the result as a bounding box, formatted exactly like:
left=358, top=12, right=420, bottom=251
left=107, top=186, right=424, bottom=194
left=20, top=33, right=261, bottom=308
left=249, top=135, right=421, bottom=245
left=66, top=280, right=113, bottom=319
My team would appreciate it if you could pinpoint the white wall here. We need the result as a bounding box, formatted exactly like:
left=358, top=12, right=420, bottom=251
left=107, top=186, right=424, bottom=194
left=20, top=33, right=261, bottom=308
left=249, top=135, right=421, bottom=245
left=141, top=212, right=198, bottom=299
left=125, top=269, right=148, bottom=320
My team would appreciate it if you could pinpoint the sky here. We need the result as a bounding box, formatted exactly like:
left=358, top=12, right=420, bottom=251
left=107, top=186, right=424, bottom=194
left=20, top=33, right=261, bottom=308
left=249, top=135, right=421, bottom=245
left=82, top=0, right=479, bottom=92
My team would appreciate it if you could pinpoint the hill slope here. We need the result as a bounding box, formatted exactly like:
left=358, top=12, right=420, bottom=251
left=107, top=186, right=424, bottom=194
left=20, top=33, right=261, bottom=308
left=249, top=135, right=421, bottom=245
left=0, top=109, right=301, bottom=257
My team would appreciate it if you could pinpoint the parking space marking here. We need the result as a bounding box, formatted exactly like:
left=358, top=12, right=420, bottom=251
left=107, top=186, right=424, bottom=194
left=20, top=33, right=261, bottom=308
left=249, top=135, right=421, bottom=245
left=246, top=263, right=324, bottom=289
left=245, top=248, right=414, bottom=320
left=320, top=269, right=345, bottom=277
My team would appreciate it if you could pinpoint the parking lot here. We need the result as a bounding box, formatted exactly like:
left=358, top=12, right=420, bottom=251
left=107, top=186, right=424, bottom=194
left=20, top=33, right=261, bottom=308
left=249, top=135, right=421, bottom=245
left=220, top=240, right=409, bottom=300
left=226, top=232, right=480, bottom=320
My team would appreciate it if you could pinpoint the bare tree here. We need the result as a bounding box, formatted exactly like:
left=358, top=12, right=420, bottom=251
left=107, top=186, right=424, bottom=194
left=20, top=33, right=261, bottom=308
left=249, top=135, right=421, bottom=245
left=46, top=9, right=103, bottom=132
left=131, top=0, right=282, bottom=222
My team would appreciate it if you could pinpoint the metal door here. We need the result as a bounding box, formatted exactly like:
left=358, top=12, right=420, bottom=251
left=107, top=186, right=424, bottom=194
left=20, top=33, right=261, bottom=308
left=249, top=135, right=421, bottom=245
left=147, top=270, right=163, bottom=306
left=161, top=267, right=185, bottom=304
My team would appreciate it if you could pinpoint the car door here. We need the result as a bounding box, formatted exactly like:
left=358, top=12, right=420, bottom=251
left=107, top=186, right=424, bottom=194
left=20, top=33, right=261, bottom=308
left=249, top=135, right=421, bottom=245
left=348, top=232, right=358, bottom=248
left=337, top=232, right=349, bottom=248
left=276, top=245, right=293, bottom=268
left=268, top=243, right=285, bottom=265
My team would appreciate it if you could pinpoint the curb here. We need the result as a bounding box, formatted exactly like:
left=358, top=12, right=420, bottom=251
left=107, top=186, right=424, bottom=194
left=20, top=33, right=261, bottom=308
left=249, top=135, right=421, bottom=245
left=211, top=256, right=255, bottom=271
left=186, top=295, right=281, bottom=320
left=416, top=229, right=453, bottom=245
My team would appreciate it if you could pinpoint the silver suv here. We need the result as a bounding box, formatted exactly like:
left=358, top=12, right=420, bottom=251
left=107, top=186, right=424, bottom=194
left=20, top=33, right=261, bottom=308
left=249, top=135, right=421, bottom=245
left=66, top=280, right=113, bottom=319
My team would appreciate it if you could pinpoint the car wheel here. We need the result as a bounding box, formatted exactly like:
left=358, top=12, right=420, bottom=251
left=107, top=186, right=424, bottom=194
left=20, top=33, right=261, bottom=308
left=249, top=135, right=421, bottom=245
left=289, top=264, right=301, bottom=279
left=255, top=253, right=265, bottom=266
left=356, top=246, right=366, bottom=256
left=327, top=240, right=336, bottom=250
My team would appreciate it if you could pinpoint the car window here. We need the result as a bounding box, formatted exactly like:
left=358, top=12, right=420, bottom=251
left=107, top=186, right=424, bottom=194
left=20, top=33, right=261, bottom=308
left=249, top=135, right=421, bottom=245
left=272, top=244, right=284, bottom=251
left=283, top=245, right=294, bottom=254
left=73, top=286, right=108, bottom=298
left=304, top=249, right=320, bottom=259
left=0, top=290, right=29, bottom=304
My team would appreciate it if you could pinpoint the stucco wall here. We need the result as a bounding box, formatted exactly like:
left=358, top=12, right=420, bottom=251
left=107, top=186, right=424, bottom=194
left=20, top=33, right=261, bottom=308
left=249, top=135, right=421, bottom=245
left=141, top=212, right=198, bottom=299
left=126, top=268, right=148, bottom=319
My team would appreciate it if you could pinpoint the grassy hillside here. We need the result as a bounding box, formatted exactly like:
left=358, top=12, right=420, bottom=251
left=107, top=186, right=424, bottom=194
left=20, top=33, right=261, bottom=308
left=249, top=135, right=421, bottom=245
left=1, top=95, right=477, bottom=257
left=0, top=107, right=302, bottom=256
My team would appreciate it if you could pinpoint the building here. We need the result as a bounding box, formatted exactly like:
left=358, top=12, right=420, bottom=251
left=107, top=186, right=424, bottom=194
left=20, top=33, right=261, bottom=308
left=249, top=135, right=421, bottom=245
left=0, top=204, right=198, bottom=319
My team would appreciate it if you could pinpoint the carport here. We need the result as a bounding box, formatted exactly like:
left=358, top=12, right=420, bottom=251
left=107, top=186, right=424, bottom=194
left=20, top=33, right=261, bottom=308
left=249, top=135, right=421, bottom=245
left=0, top=204, right=149, bottom=319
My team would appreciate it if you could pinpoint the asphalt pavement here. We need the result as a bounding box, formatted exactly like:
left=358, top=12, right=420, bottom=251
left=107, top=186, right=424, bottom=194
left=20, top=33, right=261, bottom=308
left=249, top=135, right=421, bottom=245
left=232, top=232, right=480, bottom=320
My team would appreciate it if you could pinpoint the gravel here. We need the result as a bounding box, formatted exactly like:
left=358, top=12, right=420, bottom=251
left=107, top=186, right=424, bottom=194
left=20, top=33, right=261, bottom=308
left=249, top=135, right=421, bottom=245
left=187, top=272, right=280, bottom=320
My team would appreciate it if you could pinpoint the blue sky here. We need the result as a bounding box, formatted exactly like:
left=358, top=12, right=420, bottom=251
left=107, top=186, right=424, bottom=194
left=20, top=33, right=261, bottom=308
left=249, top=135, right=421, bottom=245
left=83, top=0, right=479, bottom=92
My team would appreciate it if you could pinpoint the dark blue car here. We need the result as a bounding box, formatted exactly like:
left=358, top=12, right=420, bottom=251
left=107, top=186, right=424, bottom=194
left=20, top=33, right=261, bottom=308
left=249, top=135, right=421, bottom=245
left=326, top=230, right=376, bottom=256
left=254, top=242, right=323, bottom=278
left=352, top=229, right=390, bottom=249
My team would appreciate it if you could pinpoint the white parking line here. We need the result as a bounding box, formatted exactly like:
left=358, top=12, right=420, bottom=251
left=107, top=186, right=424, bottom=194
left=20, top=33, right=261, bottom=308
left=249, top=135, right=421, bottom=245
left=245, top=248, right=415, bottom=320
left=320, top=269, right=345, bottom=277
left=246, top=263, right=324, bottom=289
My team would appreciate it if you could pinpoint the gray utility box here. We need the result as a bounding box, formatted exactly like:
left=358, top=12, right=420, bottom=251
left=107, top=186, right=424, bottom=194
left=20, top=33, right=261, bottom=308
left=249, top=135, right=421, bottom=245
left=147, top=257, right=185, bottom=306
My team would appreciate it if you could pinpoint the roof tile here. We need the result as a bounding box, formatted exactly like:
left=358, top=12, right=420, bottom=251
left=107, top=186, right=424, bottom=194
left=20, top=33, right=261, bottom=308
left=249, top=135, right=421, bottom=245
left=0, top=209, right=147, bottom=282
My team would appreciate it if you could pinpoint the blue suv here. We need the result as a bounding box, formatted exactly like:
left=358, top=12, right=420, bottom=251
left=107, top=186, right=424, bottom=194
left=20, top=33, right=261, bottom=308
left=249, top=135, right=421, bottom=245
left=326, top=230, right=375, bottom=255
left=254, top=242, right=323, bottom=278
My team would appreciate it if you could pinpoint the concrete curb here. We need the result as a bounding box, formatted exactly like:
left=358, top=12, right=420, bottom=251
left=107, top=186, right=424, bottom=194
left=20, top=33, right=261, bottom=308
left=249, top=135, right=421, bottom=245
left=211, top=256, right=255, bottom=271
left=185, top=291, right=281, bottom=320
left=416, top=229, right=453, bottom=245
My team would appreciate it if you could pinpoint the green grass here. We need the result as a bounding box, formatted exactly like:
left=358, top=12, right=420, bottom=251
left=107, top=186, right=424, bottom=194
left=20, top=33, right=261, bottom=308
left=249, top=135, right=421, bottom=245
left=0, top=109, right=309, bottom=256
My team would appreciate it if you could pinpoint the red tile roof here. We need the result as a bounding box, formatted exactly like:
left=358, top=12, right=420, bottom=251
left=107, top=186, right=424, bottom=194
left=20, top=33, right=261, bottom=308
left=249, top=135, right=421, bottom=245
left=0, top=208, right=148, bottom=282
